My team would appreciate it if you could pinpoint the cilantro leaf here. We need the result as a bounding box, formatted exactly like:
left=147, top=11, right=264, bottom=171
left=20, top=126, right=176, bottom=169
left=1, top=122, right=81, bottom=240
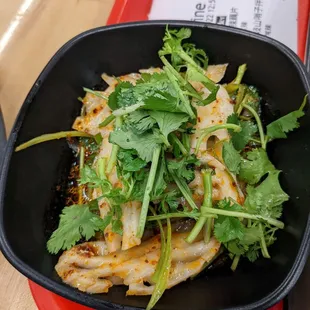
left=245, top=246, right=260, bottom=262
left=88, top=199, right=100, bottom=212
left=138, top=72, right=168, bottom=83
left=130, top=172, right=149, bottom=201
left=94, top=133, right=103, bottom=145
left=267, top=110, right=304, bottom=139
left=236, top=85, right=261, bottom=114
left=126, top=111, right=156, bottom=134
left=167, top=154, right=200, bottom=182
left=104, top=188, right=127, bottom=205
left=109, top=128, right=162, bottom=162
left=234, top=121, right=257, bottom=150
left=245, top=171, right=289, bottom=218
left=214, top=216, right=244, bottom=243
left=239, top=148, right=275, bottom=184
left=216, top=198, right=243, bottom=212
left=227, top=113, right=257, bottom=150
left=159, top=27, right=191, bottom=59
left=242, top=226, right=261, bottom=245
left=79, top=165, right=111, bottom=190
left=109, top=72, right=190, bottom=115
left=226, top=239, right=247, bottom=255
left=183, top=43, right=208, bottom=69
left=222, top=141, right=241, bottom=174
left=163, top=190, right=181, bottom=212
left=149, top=111, right=189, bottom=139
left=223, top=226, right=261, bottom=259
left=135, top=76, right=187, bottom=114
left=186, top=64, right=220, bottom=105
left=110, top=204, right=123, bottom=235
left=108, top=81, right=135, bottom=110
left=80, top=164, right=127, bottom=203
left=117, top=148, right=147, bottom=172
left=112, top=219, right=123, bottom=235
left=47, top=204, right=108, bottom=254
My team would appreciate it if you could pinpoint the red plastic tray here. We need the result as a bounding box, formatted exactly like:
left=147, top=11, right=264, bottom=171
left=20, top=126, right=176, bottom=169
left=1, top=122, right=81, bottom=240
left=29, top=0, right=309, bottom=309
left=29, top=280, right=284, bottom=310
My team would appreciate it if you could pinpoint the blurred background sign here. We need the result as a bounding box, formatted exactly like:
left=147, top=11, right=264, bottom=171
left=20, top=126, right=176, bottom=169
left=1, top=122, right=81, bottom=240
left=108, top=0, right=309, bottom=61
left=150, top=0, right=298, bottom=52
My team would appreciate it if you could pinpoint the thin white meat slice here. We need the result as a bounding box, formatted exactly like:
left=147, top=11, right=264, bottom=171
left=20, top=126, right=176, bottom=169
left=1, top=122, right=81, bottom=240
left=55, top=233, right=220, bottom=295
left=189, top=151, right=244, bottom=205
left=121, top=201, right=142, bottom=250
left=139, top=67, right=162, bottom=74
left=190, top=86, right=234, bottom=153
left=205, top=64, right=228, bottom=83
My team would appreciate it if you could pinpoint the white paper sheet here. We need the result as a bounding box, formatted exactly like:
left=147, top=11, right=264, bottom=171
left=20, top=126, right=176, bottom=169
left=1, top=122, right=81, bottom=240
left=149, top=0, right=298, bottom=52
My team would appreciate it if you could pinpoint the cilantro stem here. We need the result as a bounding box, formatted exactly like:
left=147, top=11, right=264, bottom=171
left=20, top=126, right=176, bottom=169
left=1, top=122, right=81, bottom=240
left=186, top=216, right=206, bottom=243
left=195, top=124, right=241, bottom=154
left=242, top=103, right=266, bottom=149
left=179, top=51, right=219, bottom=94
left=78, top=146, right=85, bottom=204
left=147, top=213, right=215, bottom=221
left=231, top=255, right=240, bottom=271
left=168, top=170, right=198, bottom=211
left=203, top=170, right=213, bottom=243
left=249, top=137, right=261, bottom=144
left=226, top=64, right=247, bottom=94
left=158, top=132, right=171, bottom=148
left=99, top=114, right=115, bottom=128
left=146, top=218, right=172, bottom=310
left=299, top=94, right=308, bottom=111
left=79, top=146, right=85, bottom=171
left=233, top=64, right=247, bottom=85
left=15, top=131, right=92, bottom=152
left=186, top=169, right=213, bottom=243
left=112, top=103, right=144, bottom=116
left=178, top=50, right=203, bottom=72
left=259, top=223, right=271, bottom=259
left=83, top=87, right=108, bottom=100
left=160, top=55, right=196, bottom=93
left=137, top=146, right=162, bottom=238
left=201, top=207, right=284, bottom=229
left=161, top=57, right=196, bottom=119
left=234, top=84, right=246, bottom=114
left=182, top=132, right=190, bottom=152
left=97, top=157, right=107, bottom=180
left=179, top=51, right=216, bottom=87
left=106, top=117, right=122, bottom=174
left=170, top=133, right=188, bottom=156
left=149, top=207, right=166, bottom=283
left=236, top=93, right=249, bottom=116
left=183, top=90, right=203, bottom=100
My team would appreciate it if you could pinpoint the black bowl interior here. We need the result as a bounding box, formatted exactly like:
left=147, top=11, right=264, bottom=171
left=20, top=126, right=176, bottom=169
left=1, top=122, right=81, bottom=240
left=1, top=21, right=310, bottom=310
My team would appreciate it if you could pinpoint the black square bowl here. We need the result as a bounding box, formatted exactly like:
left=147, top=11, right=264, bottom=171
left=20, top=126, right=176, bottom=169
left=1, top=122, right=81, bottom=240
left=0, top=21, right=310, bottom=310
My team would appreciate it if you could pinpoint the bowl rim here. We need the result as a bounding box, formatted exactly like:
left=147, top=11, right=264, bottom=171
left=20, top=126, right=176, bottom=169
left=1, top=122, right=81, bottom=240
left=0, top=20, right=310, bottom=310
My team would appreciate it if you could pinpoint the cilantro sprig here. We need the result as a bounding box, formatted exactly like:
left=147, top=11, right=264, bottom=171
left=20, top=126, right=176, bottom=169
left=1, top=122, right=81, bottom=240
left=266, top=94, right=308, bottom=140
left=47, top=203, right=108, bottom=254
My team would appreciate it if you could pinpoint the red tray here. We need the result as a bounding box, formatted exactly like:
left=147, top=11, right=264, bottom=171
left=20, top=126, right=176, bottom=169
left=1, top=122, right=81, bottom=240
left=29, top=0, right=309, bottom=309
left=29, top=280, right=284, bottom=310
